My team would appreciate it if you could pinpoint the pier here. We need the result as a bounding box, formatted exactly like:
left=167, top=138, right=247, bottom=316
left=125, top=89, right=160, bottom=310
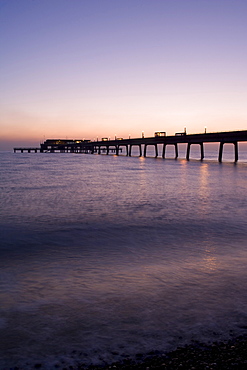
left=14, top=130, right=247, bottom=162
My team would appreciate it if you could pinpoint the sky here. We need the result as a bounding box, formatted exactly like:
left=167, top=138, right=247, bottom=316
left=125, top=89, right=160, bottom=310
left=0, top=0, right=247, bottom=150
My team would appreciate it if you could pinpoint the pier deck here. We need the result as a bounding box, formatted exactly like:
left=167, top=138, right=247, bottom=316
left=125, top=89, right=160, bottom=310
left=13, top=147, right=41, bottom=153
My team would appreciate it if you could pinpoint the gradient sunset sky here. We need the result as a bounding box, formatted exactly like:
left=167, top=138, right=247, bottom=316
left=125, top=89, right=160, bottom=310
left=1, top=0, right=247, bottom=150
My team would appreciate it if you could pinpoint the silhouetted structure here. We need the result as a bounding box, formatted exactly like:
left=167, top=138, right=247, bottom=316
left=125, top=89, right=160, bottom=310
left=14, top=130, right=247, bottom=162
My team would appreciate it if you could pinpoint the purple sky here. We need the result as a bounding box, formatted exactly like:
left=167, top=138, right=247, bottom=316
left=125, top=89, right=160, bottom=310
left=1, top=0, right=247, bottom=149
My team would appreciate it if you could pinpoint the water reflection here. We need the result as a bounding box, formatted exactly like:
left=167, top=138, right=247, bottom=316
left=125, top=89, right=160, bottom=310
left=202, top=247, right=218, bottom=272
left=198, top=163, right=210, bottom=214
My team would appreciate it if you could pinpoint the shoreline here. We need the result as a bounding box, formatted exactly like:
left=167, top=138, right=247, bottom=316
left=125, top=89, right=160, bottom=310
left=78, top=335, right=247, bottom=369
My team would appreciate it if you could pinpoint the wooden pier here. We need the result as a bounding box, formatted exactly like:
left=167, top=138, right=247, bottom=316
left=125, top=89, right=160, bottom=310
left=14, top=130, right=247, bottom=162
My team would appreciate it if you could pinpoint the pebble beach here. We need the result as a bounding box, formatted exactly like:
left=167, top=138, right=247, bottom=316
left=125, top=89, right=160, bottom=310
left=78, top=336, right=247, bottom=370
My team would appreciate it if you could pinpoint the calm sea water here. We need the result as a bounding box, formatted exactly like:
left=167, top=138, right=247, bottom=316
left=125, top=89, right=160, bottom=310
left=0, top=145, right=247, bottom=369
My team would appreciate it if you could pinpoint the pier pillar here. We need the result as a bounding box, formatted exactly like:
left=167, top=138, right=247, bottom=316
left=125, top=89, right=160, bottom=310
left=139, top=144, right=142, bottom=157
left=175, top=143, right=178, bottom=159
left=116, top=146, right=119, bottom=155
left=129, top=145, right=132, bottom=156
left=162, top=144, right=166, bottom=158
left=234, top=142, right=238, bottom=162
left=106, top=146, right=109, bottom=155
left=155, top=144, right=158, bottom=158
left=219, top=142, right=224, bottom=162
left=98, top=146, right=101, bottom=154
left=186, top=143, right=191, bottom=160
left=144, top=144, right=147, bottom=157
left=200, top=143, right=204, bottom=160
left=125, top=145, right=129, bottom=156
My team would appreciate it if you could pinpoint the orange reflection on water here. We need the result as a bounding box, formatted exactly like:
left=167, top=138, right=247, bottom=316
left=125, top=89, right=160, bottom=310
left=197, top=163, right=211, bottom=215
left=202, top=248, right=218, bottom=272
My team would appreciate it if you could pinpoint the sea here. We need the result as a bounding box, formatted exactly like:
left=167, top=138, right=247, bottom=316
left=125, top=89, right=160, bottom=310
left=0, top=143, right=247, bottom=369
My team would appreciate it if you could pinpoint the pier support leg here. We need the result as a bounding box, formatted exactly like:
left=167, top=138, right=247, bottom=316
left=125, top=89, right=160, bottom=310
left=200, top=143, right=204, bottom=160
left=106, top=146, right=109, bottom=155
left=116, top=146, right=119, bottom=155
left=155, top=144, right=158, bottom=158
left=129, top=145, right=132, bottom=156
left=139, top=144, right=142, bottom=157
left=174, top=143, right=178, bottom=159
left=144, top=144, right=147, bottom=157
left=98, top=147, right=101, bottom=154
left=126, top=145, right=128, bottom=156
left=234, top=142, right=238, bottom=162
left=186, top=143, right=191, bottom=160
left=219, top=142, right=224, bottom=162
left=162, top=144, right=166, bottom=159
